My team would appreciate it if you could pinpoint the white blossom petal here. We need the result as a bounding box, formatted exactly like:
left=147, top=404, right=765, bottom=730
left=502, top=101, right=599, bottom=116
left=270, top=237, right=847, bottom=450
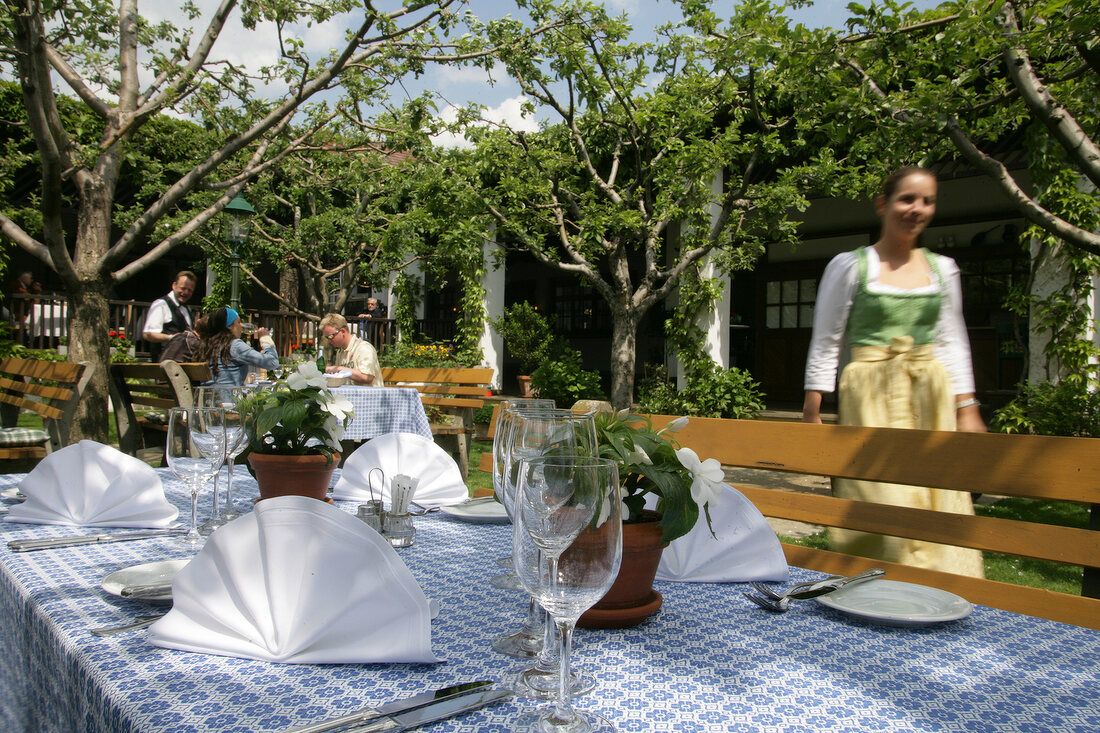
left=676, top=447, right=724, bottom=507
left=659, top=416, right=690, bottom=434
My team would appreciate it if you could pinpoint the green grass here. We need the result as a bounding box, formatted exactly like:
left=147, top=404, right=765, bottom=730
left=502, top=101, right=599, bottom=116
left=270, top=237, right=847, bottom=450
left=779, top=497, right=1089, bottom=595
left=467, top=439, right=493, bottom=494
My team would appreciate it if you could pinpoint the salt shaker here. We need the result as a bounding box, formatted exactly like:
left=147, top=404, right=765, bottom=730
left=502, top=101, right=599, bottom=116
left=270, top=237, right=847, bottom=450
left=383, top=511, right=415, bottom=547
left=356, top=501, right=384, bottom=533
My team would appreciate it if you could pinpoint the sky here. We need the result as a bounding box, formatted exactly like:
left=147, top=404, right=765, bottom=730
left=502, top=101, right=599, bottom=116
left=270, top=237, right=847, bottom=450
left=152, top=0, right=945, bottom=140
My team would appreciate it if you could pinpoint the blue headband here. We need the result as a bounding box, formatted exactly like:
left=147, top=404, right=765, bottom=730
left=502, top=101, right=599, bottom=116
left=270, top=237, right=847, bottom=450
left=225, top=308, right=239, bottom=326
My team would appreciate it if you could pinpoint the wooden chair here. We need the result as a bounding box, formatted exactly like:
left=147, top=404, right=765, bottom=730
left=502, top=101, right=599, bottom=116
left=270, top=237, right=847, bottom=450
left=644, top=414, right=1100, bottom=630
left=108, top=360, right=212, bottom=464
left=381, top=367, right=494, bottom=478
left=0, top=357, right=91, bottom=465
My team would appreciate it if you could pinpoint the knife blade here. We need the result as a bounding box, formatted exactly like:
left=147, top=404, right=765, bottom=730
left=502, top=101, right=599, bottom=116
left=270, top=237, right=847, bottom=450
left=7, top=528, right=185, bottom=552
left=787, top=568, right=885, bottom=600
left=120, top=582, right=173, bottom=599
left=345, top=688, right=512, bottom=733
left=281, top=680, right=494, bottom=733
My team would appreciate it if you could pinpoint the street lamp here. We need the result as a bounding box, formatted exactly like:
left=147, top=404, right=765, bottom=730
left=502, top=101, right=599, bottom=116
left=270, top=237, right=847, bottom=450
left=220, top=193, right=255, bottom=313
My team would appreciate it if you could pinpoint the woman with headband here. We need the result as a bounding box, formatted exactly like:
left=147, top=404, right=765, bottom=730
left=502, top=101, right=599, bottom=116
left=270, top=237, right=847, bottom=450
left=197, top=307, right=279, bottom=386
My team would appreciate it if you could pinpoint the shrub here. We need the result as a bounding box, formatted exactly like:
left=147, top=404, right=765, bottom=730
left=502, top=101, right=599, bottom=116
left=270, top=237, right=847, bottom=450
left=991, top=380, right=1100, bottom=437
left=380, top=340, right=466, bottom=368
left=530, top=348, right=604, bottom=407
left=636, top=365, right=683, bottom=415
left=488, top=302, right=553, bottom=376
left=636, top=362, right=765, bottom=419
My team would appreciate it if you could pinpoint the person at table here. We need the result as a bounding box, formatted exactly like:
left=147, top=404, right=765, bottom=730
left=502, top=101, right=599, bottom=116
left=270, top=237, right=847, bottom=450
left=320, top=313, right=385, bottom=386
left=12, top=271, right=42, bottom=295
left=143, top=270, right=197, bottom=362
left=802, top=166, right=985, bottom=578
left=159, top=313, right=207, bottom=364
left=198, top=307, right=279, bottom=386
left=356, top=297, right=388, bottom=319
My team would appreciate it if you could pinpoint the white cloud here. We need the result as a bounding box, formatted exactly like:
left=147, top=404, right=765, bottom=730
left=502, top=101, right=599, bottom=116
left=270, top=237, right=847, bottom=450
left=431, top=94, right=540, bottom=149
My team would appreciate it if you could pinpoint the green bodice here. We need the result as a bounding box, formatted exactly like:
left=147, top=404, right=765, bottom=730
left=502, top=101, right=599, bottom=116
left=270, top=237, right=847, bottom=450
left=846, top=247, right=942, bottom=347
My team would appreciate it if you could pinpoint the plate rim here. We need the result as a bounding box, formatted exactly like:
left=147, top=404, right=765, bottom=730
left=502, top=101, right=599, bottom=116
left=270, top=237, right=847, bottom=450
left=439, top=502, right=509, bottom=523
left=101, top=558, right=190, bottom=602
left=813, top=578, right=972, bottom=626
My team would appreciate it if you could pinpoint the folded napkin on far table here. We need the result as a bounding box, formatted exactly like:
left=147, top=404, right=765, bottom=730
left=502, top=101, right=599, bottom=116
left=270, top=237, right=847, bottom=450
left=649, top=483, right=789, bottom=583
left=333, top=432, right=468, bottom=508
left=148, top=495, right=441, bottom=664
left=5, top=441, right=178, bottom=528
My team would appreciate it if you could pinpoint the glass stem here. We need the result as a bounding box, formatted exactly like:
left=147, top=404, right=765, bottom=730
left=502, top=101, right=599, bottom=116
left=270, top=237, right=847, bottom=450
left=553, top=618, right=577, bottom=724
left=188, top=488, right=199, bottom=540
left=225, top=458, right=234, bottom=511
left=210, top=467, right=221, bottom=519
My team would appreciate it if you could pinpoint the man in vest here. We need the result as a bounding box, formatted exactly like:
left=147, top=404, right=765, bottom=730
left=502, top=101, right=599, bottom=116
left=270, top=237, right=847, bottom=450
left=143, top=270, right=197, bottom=362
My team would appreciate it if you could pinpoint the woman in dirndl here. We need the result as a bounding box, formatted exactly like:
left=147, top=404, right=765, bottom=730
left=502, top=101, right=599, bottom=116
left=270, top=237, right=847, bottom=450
left=802, top=166, right=985, bottom=578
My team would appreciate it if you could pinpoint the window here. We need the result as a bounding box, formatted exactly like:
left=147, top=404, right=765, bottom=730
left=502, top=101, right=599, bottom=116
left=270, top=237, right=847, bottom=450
left=765, top=278, right=816, bottom=329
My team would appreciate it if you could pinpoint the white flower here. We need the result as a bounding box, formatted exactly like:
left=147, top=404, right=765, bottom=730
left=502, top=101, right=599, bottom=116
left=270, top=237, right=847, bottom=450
left=623, top=442, right=652, bottom=466
left=322, top=415, right=345, bottom=449
left=596, top=485, right=626, bottom=527
left=658, top=416, right=689, bottom=435
left=319, top=391, right=354, bottom=423
left=287, top=360, right=327, bottom=390
left=675, top=446, right=724, bottom=507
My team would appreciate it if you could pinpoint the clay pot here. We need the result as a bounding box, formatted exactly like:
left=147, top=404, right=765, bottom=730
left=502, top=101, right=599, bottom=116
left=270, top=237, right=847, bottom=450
left=516, top=375, right=534, bottom=397
left=248, top=452, right=340, bottom=502
left=577, top=510, right=668, bottom=629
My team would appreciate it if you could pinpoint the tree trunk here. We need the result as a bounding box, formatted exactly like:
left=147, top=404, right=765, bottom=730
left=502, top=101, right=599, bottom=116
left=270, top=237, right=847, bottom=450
left=608, top=309, right=642, bottom=410
left=66, top=283, right=113, bottom=443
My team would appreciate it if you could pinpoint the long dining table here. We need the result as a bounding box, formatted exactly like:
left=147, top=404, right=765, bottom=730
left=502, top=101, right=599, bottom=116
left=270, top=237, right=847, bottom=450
left=1, top=468, right=1097, bottom=733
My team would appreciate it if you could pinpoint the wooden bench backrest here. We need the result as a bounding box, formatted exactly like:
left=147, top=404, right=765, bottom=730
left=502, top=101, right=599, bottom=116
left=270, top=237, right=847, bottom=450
left=381, top=367, right=494, bottom=410
left=109, top=361, right=212, bottom=455
left=0, top=357, right=91, bottom=456
left=643, top=414, right=1100, bottom=629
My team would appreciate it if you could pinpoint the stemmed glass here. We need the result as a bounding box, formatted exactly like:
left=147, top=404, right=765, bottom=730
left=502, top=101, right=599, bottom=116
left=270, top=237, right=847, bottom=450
left=166, top=407, right=226, bottom=549
left=492, top=409, right=596, bottom=661
left=194, top=387, right=249, bottom=523
left=514, top=456, right=622, bottom=733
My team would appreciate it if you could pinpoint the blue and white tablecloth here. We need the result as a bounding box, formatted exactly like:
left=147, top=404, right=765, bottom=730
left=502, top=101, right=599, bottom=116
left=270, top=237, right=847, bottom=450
left=334, top=386, right=432, bottom=441
left=1, top=470, right=1098, bottom=732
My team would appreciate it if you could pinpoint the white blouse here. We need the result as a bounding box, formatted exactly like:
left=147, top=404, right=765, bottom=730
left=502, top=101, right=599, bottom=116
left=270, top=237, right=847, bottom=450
left=803, top=247, right=976, bottom=395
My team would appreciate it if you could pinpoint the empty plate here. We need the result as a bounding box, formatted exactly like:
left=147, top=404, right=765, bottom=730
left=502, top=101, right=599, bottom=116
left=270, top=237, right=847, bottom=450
left=815, top=579, right=972, bottom=627
left=102, top=559, right=190, bottom=605
left=1, top=488, right=25, bottom=501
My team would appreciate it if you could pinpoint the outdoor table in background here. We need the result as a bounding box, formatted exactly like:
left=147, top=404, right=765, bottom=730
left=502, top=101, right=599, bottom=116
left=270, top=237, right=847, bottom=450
left=0, top=468, right=1097, bottom=732
left=334, top=385, right=431, bottom=441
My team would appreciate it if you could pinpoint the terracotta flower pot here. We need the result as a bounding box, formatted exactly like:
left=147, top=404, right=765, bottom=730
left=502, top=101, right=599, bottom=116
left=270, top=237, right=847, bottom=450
left=248, top=452, right=340, bottom=502
left=517, top=375, right=534, bottom=397
left=577, top=510, right=668, bottom=629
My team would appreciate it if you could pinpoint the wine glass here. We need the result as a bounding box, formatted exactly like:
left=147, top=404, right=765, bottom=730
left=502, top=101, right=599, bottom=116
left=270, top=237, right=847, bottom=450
left=513, top=455, right=622, bottom=732
left=166, top=407, right=226, bottom=548
left=194, top=386, right=249, bottom=522
left=492, top=410, right=596, bottom=670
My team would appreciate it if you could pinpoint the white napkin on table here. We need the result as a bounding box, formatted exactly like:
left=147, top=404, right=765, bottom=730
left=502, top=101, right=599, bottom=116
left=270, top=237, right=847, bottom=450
left=650, top=483, right=789, bottom=583
left=332, top=432, right=468, bottom=508
left=5, top=441, right=178, bottom=528
left=148, top=495, right=441, bottom=664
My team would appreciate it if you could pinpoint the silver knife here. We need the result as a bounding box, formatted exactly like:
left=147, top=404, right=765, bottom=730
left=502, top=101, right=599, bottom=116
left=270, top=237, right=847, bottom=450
left=281, top=680, right=495, bottom=733
left=7, top=528, right=185, bottom=552
left=120, top=582, right=173, bottom=599
left=345, top=688, right=512, bottom=733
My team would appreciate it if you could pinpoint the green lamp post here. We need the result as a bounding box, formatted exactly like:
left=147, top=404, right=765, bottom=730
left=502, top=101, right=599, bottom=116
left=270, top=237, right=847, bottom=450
left=221, top=193, right=256, bottom=313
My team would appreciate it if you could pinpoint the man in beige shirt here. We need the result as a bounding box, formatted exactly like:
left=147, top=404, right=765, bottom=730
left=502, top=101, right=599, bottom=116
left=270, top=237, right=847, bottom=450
left=319, top=313, right=384, bottom=386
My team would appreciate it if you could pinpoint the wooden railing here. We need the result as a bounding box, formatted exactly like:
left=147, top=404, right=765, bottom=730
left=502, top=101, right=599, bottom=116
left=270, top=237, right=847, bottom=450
left=5, top=293, right=412, bottom=359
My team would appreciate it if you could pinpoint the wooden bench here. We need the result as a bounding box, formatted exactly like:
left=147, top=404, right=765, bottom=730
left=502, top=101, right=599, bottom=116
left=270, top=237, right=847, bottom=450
left=644, top=415, right=1100, bottom=630
left=108, top=361, right=212, bottom=464
left=0, top=357, right=91, bottom=465
left=381, top=367, right=494, bottom=478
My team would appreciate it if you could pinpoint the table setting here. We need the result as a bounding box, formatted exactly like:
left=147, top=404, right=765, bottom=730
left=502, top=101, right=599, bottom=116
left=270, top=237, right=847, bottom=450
left=0, top=394, right=1098, bottom=731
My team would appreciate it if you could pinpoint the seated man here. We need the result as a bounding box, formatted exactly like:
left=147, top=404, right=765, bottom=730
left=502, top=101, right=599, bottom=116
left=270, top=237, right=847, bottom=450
left=319, top=313, right=385, bottom=386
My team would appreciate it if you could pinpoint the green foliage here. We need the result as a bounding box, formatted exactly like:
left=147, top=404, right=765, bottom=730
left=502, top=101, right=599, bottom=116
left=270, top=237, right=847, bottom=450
left=391, top=273, right=422, bottom=341
left=637, top=363, right=765, bottom=419
left=488, top=302, right=554, bottom=376
left=473, top=403, right=495, bottom=425
left=530, top=348, right=604, bottom=408
left=991, top=380, right=1100, bottom=437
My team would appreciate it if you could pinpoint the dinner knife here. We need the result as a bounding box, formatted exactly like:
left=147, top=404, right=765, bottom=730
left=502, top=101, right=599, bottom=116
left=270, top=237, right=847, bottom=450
left=344, top=688, right=512, bottom=733
left=120, top=582, right=173, bottom=599
left=7, top=528, right=185, bottom=552
left=281, top=680, right=495, bottom=733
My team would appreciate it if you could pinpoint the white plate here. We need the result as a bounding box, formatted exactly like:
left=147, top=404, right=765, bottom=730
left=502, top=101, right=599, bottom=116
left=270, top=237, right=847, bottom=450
left=1, top=488, right=25, bottom=500
left=439, top=501, right=510, bottom=524
left=102, top=559, right=190, bottom=605
left=815, top=579, right=972, bottom=627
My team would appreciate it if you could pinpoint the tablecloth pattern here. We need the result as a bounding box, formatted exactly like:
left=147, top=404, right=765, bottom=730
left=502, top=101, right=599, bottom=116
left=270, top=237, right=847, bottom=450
left=334, top=386, right=432, bottom=441
left=1, top=470, right=1098, bottom=733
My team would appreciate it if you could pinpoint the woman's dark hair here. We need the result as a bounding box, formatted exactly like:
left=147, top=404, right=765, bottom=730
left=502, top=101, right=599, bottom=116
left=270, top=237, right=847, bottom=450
left=881, top=166, right=935, bottom=199
left=196, top=307, right=234, bottom=375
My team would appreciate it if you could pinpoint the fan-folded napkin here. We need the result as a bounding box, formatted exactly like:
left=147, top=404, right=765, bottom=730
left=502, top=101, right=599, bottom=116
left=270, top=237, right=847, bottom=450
left=5, top=441, right=178, bottom=528
left=649, top=483, right=789, bottom=583
left=333, top=432, right=468, bottom=507
left=148, top=495, right=441, bottom=664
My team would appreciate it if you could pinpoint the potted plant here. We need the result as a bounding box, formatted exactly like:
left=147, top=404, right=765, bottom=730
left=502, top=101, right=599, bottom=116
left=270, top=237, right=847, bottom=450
left=488, top=302, right=553, bottom=396
left=238, top=360, right=354, bottom=501
left=580, top=409, right=723, bottom=628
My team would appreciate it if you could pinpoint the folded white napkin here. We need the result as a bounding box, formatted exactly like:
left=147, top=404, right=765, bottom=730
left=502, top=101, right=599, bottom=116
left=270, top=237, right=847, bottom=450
left=148, top=495, right=441, bottom=664
left=332, top=432, right=468, bottom=508
left=649, top=484, right=789, bottom=583
left=5, top=441, right=178, bottom=528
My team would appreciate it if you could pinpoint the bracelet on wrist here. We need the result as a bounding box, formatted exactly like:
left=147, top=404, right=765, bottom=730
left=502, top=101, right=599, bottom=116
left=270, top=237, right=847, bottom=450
left=955, top=398, right=980, bottom=410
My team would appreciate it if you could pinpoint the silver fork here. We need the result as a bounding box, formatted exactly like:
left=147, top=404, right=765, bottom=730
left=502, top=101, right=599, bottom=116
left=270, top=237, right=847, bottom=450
left=89, top=614, right=166, bottom=636
left=743, top=568, right=885, bottom=612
